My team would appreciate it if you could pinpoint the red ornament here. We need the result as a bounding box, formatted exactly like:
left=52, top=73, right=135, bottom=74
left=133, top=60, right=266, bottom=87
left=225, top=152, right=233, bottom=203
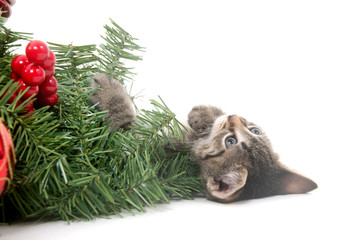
left=21, top=63, right=46, bottom=86
left=39, top=76, right=58, bottom=96
left=38, top=93, right=58, bottom=107
left=25, top=40, right=49, bottom=65
left=0, top=118, right=16, bottom=196
left=6, top=0, right=16, bottom=6
left=11, top=54, right=30, bottom=76
left=0, top=0, right=11, bottom=18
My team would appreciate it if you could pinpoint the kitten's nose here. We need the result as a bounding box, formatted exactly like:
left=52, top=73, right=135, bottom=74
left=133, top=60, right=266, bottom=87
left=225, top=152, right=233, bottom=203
left=228, top=115, right=243, bottom=129
left=228, top=115, right=235, bottom=121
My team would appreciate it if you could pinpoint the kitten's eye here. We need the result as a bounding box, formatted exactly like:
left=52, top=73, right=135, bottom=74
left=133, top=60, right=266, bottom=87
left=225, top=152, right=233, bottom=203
left=250, top=128, right=261, bottom=135
left=225, top=137, right=237, bottom=148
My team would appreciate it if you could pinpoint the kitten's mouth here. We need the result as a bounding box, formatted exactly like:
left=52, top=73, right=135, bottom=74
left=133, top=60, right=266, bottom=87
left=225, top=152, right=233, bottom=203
left=206, top=176, right=234, bottom=199
left=218, top=179, right=230, bottom=192
left=206, top=169, right=248, bottom=201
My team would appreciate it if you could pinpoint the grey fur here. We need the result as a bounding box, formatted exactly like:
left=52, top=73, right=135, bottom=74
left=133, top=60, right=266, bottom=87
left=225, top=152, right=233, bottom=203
left=171, top=105, right=225, bottom=151
left=188, top=105, right=224, bottom=136
left=90, top=74, right=135, bottom=130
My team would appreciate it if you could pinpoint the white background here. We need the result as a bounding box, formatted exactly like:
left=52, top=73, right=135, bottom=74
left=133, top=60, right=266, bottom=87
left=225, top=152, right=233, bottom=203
left=2, top=0, right=339, bottom=239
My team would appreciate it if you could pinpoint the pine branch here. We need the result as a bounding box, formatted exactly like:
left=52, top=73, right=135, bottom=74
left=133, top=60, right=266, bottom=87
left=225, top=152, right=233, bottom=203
left=48, top=42, right=98, bottom=78
left=132, top=97, right=188, bottom=149
left=97, top=19, right=143, bottom=83
left=0, top=19, right=202, bottom=223
left=0, top=18, right=31, bottom=82
left=0, top=17, right=31, bottom=58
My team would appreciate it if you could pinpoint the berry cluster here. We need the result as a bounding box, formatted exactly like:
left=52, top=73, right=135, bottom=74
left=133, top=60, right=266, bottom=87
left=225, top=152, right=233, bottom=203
left=0, top=0, right=15, bottom=18
left=10, top=40, right=58, bottom=115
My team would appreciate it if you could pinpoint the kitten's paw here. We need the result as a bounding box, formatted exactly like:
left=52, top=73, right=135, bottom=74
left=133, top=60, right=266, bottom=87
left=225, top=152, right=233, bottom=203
left=188, top=105, right=224, bottom=134
left=90, top=74, right=135, bottom=130
left=91, top=73, right=112, bottom=89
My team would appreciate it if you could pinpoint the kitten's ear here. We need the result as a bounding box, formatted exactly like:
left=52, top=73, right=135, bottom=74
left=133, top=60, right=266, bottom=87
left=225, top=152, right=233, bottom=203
left=188, top=105, right=224, bottom=135
left=275, top=168, right=318, bottom=195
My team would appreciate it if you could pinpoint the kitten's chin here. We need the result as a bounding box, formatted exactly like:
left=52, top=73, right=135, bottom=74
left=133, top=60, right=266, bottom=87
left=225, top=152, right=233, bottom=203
left=206, top=169, right=248, bottom=202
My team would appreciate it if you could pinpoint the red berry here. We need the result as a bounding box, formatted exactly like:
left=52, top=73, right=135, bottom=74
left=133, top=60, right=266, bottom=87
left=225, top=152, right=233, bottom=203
left=24, top=108, right=35, bottom=119
left=38, top=93, right=58, bottom=107
left=11, top=55, right=30, bottom=76
left=22, top=85, right=39, bottom=100
left=0, top=0, right=11, bottom=18
left=14, top=99, right=22, bottom=108
left=21, top=63, right=45, bottom=86
left=22, top=100, right=34, bottom=112
left=10, top=72, right=18, bottom=80
left=40, top=49, right=56, bottom=70
left=14, top=79, right=39, bottom=104
left=44, top=66, right=55, bottom=79
left=14, top=98, right=34, bottom=112
left=39, top=77, right=58, bottom=96
left=1, top=89, right=17, bottom=103
left=15, top=79, right=27, bottom=95
left=25, top=40, right=49, bottom=65
left=8, top=92, right=17, bottom=103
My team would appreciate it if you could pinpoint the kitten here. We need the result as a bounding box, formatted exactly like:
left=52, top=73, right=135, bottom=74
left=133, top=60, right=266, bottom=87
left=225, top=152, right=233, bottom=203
left=90, top=74, right=318, bottom=203
left=186, top=105, right=317, bottom=202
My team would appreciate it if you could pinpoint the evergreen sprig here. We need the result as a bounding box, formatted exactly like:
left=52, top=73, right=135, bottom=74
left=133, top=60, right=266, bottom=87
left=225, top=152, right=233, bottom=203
left=49, top=42, right=98, bottom=77
left=0, top=18, right=202, bottom=223
left=97, top=19, right=143, bottom=82
left=132, top=97, right=188, bottom=149
left=0, top=17, right=31, bottom=59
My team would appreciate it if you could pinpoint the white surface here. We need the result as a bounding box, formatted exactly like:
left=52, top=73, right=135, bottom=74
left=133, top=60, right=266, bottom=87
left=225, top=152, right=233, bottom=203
left=1, top=194, right=336, bottom=240
left=2, top=0, right=339, bottom=239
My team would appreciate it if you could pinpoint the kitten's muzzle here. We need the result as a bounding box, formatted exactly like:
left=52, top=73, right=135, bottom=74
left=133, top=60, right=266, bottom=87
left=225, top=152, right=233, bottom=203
left=206, top=169, right=248, bottom=202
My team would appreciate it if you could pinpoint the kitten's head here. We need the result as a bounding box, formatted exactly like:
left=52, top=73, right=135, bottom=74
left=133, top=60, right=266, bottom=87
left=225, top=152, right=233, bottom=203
left=188, top=106, right=317, bottom=203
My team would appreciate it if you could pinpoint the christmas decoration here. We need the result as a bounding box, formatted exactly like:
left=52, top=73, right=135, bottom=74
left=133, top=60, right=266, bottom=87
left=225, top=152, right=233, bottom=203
left=21, top=63, right=46, bottom=86
left=25, top=40, right=50, bottom=64
left=0, top=0, right=15, bottom=18
left=8, top=39, right=59, bottom=115
left=10, top=55, right=29, bottom=76
left=40, top=49, right=55, bottom=70
left=36, top=93, right=58, bottom=107
left=0, top=16, right=202, bottom=224
left=0, top=118, right=16, bottom=196
left=39, top=76, right=58, bottom=96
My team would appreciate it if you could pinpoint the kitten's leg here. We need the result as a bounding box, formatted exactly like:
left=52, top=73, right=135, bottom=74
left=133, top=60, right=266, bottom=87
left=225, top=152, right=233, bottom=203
left=90, top=74, right=136, bottom=130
